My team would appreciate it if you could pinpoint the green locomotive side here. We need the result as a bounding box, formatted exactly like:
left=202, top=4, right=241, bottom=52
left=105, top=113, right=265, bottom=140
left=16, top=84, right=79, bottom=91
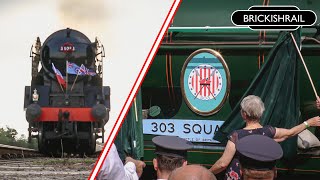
left=120, top=0, right=320, bottom=178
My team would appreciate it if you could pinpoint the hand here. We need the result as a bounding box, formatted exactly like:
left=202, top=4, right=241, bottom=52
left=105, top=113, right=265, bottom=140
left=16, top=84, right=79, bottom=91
left=306, top=116, right=320, bottom=127
left=316, top=96, right=320, bottom=110
left=125, top=157, right=146, bottom=177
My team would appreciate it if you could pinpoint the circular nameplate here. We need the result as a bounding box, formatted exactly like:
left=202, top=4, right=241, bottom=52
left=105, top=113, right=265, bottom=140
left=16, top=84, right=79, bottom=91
left=181, top=49, right=230, bottom=116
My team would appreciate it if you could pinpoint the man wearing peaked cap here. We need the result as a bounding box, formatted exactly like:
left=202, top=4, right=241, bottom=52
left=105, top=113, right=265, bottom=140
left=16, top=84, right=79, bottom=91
left=152, top=136, right=193, bottom=180
left=235, top=134, right=283, bottom=180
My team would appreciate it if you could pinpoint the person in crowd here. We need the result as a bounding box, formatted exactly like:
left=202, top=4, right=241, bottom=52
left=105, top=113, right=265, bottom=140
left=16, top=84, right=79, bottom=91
left=168, top=164, right=217, bottom=180
left=236, top=134, right=283, bottom=180
left=152, top=135, right=193, bottom=180
left=97, top=143, right=146, bottom=180
left=210, top=95, right=320, bottom=179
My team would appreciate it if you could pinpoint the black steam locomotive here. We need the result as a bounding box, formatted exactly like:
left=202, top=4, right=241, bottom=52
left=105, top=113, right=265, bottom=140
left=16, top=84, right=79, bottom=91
left=24, top=28, right=110, bottom=155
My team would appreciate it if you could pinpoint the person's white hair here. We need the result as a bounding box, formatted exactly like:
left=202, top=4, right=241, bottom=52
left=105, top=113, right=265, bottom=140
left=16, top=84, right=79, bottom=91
left=240, top=95, right=265, bottom=120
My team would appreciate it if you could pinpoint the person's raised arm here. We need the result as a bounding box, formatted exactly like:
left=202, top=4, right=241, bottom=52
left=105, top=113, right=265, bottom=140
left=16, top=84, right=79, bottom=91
left=210, top=140, right=236, bottom=174
left=316, top=97, right=320, bottom=109
left=125, top=157, right=146, bottom=178
left=274, top=116, right=320, bottom=142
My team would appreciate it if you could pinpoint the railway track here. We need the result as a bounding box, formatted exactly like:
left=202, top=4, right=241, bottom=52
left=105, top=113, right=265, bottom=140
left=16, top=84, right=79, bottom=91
left=0, top=143, right=102, bottom=179
left=0, top=143, right=41, bottom=158
left=0, top=143, right=103, bottom=159
left=0, top=157, right=96, bottom=179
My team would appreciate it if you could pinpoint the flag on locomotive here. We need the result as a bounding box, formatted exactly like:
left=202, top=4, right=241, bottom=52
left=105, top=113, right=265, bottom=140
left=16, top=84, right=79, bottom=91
left=51, top=63, right=66, bottom=88
left=51, top=62, right=97, bottom=90
left=67, top=61, right=96, bottom=76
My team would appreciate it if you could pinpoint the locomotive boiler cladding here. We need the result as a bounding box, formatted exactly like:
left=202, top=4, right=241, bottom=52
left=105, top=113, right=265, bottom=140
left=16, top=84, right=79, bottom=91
left=24, top=28, right=110, bottom=155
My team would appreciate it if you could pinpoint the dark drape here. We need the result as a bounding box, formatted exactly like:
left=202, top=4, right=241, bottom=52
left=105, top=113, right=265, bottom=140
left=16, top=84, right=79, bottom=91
left=114, top=90, right=144, bottom=161
left=214, top=29, right=301, bottom=159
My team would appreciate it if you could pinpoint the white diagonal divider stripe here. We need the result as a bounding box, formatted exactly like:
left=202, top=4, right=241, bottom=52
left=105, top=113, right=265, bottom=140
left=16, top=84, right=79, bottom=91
left=89, top=0, right=181, bottom=179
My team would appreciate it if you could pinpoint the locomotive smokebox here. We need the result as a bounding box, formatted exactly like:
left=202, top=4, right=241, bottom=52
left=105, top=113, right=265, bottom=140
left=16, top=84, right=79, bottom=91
left=26, top=104, right=41, bottom=122
left=40, top=28, right=95, bottom=80
left=91, top=104, right=108, bottom=124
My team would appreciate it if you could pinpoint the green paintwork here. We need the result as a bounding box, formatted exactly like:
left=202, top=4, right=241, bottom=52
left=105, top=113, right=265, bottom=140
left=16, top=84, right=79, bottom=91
left=140, top=0, right=320, bottom=176
left=172, top=0, right=320, bottom=27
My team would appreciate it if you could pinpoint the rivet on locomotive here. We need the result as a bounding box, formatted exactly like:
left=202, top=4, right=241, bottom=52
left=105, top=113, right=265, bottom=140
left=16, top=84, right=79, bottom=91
left=24, top=28, right=110, bottom=155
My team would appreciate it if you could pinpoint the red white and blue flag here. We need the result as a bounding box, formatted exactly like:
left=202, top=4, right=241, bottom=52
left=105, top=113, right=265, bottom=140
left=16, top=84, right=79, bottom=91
left=67, top=61, right=81, bottom=75
left=80, top=64, right=96, bottom=76
left=52, top=63, right=66, bottom=88
left=67, top=62, right=96, bottom=76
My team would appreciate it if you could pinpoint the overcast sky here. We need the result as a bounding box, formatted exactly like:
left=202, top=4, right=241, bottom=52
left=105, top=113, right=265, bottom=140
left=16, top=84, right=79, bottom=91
left=0, top=0, right=173, bottom=138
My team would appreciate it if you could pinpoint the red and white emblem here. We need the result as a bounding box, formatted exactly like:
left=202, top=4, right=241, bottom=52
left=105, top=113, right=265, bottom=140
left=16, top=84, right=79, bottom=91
left=188, top=64, right=223, bottom=100
left=60, top=42, right=75, bottom=53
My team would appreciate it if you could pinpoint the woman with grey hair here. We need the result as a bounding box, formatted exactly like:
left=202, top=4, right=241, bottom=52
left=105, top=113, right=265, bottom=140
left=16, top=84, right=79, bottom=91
left=210, top=95, right=320, bottom=180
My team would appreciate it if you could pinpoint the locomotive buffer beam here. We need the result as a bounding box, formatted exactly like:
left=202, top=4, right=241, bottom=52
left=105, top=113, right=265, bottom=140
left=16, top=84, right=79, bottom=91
left=55, top=109, right=70, bottom=137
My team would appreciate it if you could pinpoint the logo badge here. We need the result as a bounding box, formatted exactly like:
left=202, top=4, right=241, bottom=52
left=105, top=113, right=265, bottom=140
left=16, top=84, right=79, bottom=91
left=231, top=6, right=317, bottom=30
left=181, top=49, right=230, bottom=116
left=60, top=42, right=75, bottom=53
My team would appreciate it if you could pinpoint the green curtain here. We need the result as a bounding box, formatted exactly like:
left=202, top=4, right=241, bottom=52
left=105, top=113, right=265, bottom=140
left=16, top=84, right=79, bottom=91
left=214, top=30, right=301, bottom=159
left=114, top=89, right=144, bottom=161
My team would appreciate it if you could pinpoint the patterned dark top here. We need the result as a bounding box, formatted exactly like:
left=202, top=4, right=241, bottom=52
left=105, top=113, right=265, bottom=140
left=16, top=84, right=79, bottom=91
left=224, top=125, right=276, bottom=180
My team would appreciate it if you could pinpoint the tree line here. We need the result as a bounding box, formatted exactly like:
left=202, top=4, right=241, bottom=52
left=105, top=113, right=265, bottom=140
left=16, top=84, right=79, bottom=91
left=0, top=126, right=37, bottom=149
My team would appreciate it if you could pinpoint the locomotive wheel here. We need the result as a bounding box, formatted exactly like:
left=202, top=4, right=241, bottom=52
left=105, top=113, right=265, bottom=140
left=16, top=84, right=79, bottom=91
left=102, top=128, right=105, bottom=143
left=88, top=124, right=96, bottom=154
left=38, top=123, right=47, bottom=154
left=28, top=125, right=32, bottom=143
left=77, top=124, right=96, bottom=155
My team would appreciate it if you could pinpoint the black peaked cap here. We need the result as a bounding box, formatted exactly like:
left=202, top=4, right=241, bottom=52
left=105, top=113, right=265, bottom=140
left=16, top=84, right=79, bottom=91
left=236, top=134, right=283, bottom=170
left=152, top=136, right=193, bottom=159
